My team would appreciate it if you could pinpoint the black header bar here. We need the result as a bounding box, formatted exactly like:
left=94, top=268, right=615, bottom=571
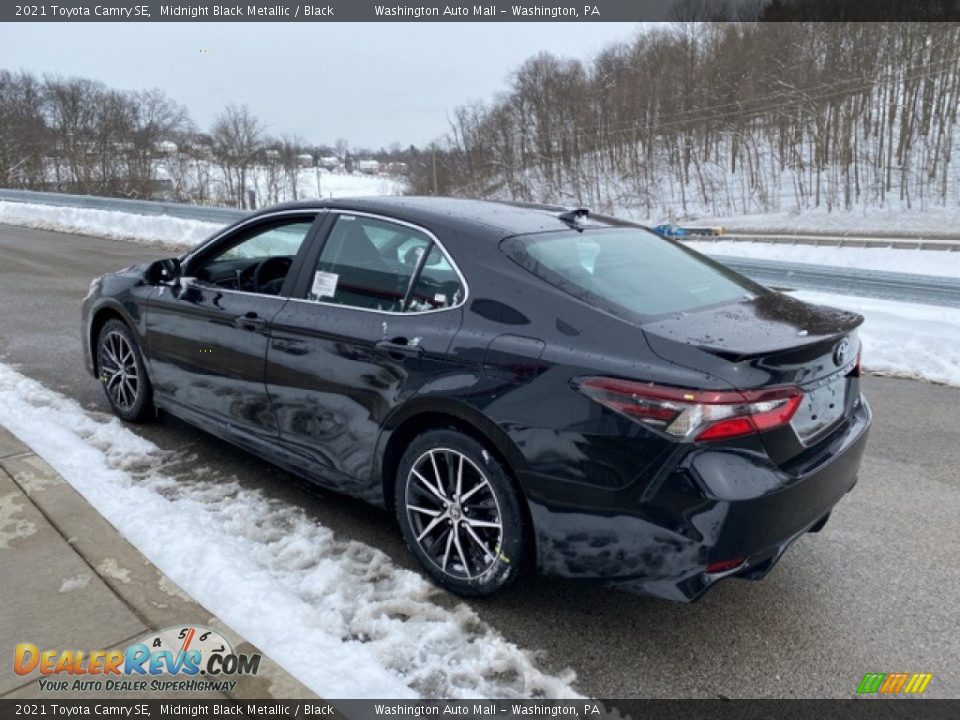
left=4, top=0, right=960, bottom=22
left=1, top=700, right=959, bottom=720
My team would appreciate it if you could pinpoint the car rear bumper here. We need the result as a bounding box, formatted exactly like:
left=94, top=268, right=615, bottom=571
left=524, top=396, right=871, bottom=602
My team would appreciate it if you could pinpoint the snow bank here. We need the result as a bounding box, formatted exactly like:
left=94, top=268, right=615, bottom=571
left=698, top=206, right=960, bottom=238
left=0, top=363, right=580, bottom=699
left=0, top=171, right=402, bottom=248
left=0, top=201, right=218, bottom=250
left=790, top=291, right=960, bottom=387
left=685, top=240, right=960, bottom=278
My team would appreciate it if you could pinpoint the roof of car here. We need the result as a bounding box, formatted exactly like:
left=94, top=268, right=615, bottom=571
left=253, top=196, right=630, bottom=239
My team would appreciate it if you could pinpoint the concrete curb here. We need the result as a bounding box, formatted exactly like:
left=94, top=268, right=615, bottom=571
left=0, top=424, right=317, bottom=700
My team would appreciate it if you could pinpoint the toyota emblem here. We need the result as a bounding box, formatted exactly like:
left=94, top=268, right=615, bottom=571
left=833, top=339, right=850, bottom=366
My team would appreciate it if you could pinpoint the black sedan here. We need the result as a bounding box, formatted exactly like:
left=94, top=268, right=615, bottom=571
left=82, top=197, right=871, bottom=601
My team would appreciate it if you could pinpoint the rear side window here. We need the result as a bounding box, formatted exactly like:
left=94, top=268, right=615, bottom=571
left=407, top=245, right=464, bottom=311
left=307, top=215, right=463, bottom=312
left=501, top=228, right=761, bottom=319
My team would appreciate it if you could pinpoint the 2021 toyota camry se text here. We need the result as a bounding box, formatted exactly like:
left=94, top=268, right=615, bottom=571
left=82, top=197, right=871, bottom=602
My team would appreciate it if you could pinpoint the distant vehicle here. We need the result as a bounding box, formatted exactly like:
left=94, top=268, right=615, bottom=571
left=653, top=223, right=725, bottom=237
left=81, top=198, right=871, bottom=601
left=652, top=222, right=691, bottom=237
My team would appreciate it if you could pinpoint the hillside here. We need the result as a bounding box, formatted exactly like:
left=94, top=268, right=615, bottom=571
left=410, top=23, right=960, bottom=223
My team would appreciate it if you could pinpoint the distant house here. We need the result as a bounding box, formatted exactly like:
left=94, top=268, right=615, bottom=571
left=187, top=133, right=214, bottom=159
left=355, top=159, right=380, bottom=175
left=264, top=148, right=281, bottom=161
left=317, top=155, right=341, bottom=171
left=156, top=140, right=179, bottom=156
left=297, top=153, right=315, bottom=168
left=384, top=161, right=408, bottom=176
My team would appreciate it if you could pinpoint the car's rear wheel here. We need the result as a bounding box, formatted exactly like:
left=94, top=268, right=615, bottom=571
left=395, top=428, right=529, bottom=596
left=97, top=319, right=154, bottom=422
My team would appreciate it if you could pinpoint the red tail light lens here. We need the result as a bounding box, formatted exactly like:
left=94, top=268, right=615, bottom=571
left=706, top=557, right=746, bottom=574
left=574, top=377, right=803, bottom=442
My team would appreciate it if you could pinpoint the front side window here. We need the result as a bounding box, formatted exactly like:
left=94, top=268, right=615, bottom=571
left=220, top=223, right=313, bottom=260
left=306, top=215, right=463, bottom=312
left=193, top=218, right=315, bottom=295
left=502, top=228, right=762, bottom=319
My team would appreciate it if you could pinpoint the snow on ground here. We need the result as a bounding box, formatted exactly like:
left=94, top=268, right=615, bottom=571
left=287, top=169, right=404, bottom=200
left=695, top=206, right=960, bottom=238
left=0, top=363, right=580, bottom=699
left=685, top=240, right=960, bottom=278
left=0, top=201, right=219, bottom=250
left=789, top=291, right=960, bottom=387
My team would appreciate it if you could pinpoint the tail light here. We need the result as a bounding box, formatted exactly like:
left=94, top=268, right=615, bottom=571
left=706, top=557, right=746, bottom=574
left=574, top=377, right=803, bottom=442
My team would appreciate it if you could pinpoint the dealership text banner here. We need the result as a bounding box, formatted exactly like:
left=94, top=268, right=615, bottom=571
left=4, top=0, right=959, bottom=22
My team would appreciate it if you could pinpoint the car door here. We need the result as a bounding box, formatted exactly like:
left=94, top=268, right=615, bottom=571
left=145, top=211, right=322, bottom=440
left=265, top=211, right=466, bottom=494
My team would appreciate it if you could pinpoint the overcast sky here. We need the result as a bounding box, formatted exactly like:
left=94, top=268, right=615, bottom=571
left=0, top=23, right=642, bottom=148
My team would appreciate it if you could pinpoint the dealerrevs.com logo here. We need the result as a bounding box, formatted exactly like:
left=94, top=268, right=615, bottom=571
left=14, top=626, right=261, bottom=693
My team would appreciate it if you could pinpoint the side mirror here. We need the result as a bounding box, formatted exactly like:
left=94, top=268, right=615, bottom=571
left=146, top=258, right=182, bottom=285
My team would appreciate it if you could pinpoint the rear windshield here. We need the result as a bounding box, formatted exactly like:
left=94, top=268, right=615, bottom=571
left=501, top=227, right=762, bottom=320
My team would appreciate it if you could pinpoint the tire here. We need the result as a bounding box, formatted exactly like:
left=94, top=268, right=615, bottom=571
left=395, top=428, right=530, bottom=596
left=96, top=319, right=154, bottom=423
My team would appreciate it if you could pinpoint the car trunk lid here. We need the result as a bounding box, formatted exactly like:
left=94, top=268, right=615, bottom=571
left=641, top=292, right=864, bottom=460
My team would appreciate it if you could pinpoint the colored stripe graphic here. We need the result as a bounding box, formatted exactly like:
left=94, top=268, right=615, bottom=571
left=857, top=672, right=932, bottom=694
left=857, top=673, right=885, bottom=694
left=904, top=673, right=933, bottom=694
left=880, top=673, right=909, bottom=693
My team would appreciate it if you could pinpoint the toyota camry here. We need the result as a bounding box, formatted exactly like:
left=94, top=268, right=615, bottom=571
left=82, top=197, right=871, bottom=601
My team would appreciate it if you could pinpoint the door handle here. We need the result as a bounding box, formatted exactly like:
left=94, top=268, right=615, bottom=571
left=375, top=338, right=424, bottom=358
left=235, top=312, right=267, bottom=331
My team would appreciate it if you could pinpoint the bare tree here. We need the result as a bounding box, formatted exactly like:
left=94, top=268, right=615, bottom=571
left=410, top=21, right=960, bottom=218
left=211, top=104, right=266, bottom=209
left=0, top=70, right=48, bottom=188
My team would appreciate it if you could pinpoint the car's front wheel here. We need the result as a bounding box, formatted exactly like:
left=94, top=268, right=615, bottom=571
left=395, top=429, right=529, bottom=596
left=97, top=319, right=154, bottom=422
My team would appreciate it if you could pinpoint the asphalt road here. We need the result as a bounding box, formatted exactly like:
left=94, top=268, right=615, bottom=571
left=1, top=223, right=958, bottom=699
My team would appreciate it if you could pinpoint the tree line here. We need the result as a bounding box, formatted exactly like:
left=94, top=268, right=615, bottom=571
left=0, top=70, right=414, bottom=208
left=408, top=21, right=960, bottom=218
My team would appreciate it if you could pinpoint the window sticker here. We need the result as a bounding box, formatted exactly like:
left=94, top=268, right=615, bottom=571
left=310, top=270, right=339, bottom=299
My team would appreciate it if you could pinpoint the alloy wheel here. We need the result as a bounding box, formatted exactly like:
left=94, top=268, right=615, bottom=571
left=99, top=330, right=140, bottom=411
left=404, top=448, right=504, bottom=580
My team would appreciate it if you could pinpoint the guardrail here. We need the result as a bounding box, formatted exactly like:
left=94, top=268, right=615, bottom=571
left=2, top=188, right=959, bottom=307
left=713, top=255, right=960, bottom=309
left=0, top=188, right=246, bottom=225
left=697, top=232, right=960, bottom=251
